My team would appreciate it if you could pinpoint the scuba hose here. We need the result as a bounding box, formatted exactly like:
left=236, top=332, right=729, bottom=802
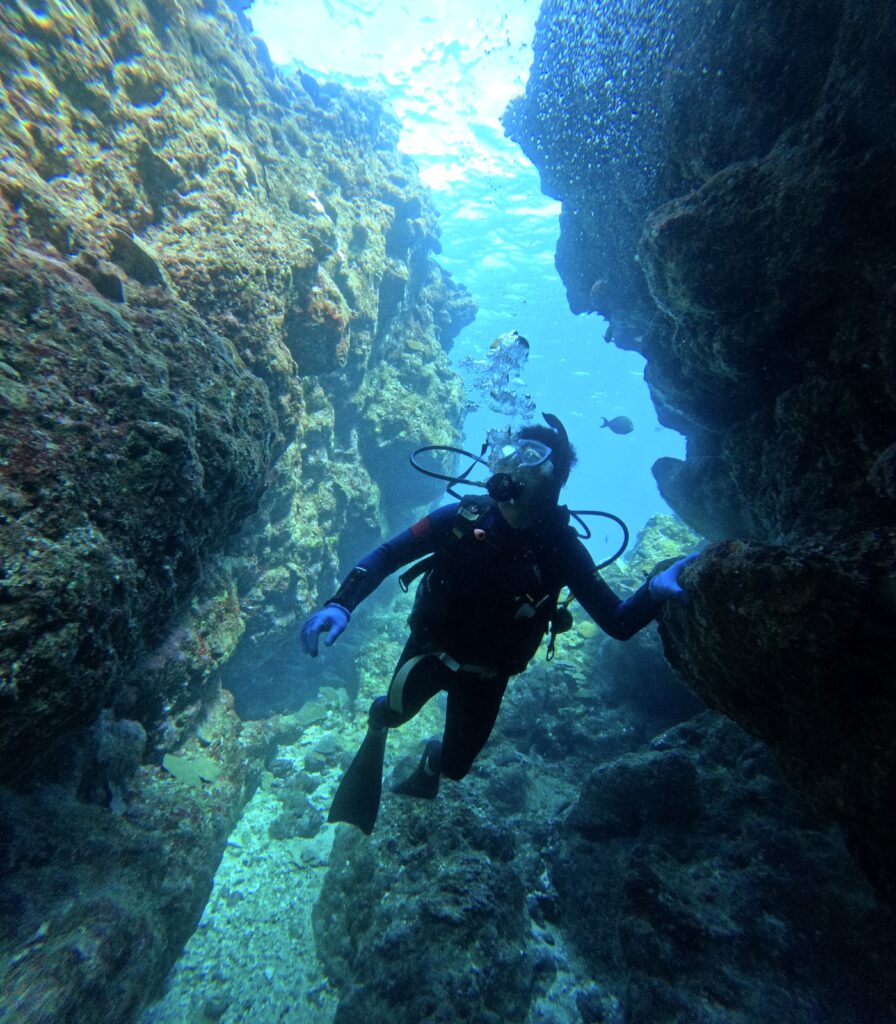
left=409, top=413, right=631, bottom=660
left=409, top=420, right=630, bottom=568
left=546, top=509, right=630, bottom=660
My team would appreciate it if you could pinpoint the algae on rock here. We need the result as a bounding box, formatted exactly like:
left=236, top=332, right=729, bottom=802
left=0, top=1, right=474, bottom=1019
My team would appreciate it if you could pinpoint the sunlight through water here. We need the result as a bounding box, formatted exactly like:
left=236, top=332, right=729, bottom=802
left=249, top=0, right=686, bottom=550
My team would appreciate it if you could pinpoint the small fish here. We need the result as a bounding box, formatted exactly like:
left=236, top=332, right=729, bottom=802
left=306, top=190, right=326, bottom=215
left=601, top=416, right=634, bottom=435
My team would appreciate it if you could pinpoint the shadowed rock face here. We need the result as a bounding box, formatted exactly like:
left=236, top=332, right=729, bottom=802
left=0, top=0, right=472, bottom=1018
left=0, top=0, right=473, bottom=777
left=548, top=714, right=896, bottom=1024
left=506, top=0, right=896, bottom=897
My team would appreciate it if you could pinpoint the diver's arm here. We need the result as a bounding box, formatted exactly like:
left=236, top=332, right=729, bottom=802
left=301, top=503, right=459, bottom=657
left=326, top=503, right=459, bottom=612
left=574, top=574, right=661, bottom=640
left=564, top=539, right=662, bottom=641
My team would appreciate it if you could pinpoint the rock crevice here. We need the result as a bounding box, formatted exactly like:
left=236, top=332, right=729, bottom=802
left=507, top=0, right=896, bottom=897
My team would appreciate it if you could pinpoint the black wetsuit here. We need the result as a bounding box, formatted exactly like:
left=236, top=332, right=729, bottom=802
left=329, top=499, right=661, bottom=779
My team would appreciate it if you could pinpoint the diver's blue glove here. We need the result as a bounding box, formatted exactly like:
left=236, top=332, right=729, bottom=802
left=648, top=552, right=699, bottom=604
left=301, top=604, right=350, bottom=657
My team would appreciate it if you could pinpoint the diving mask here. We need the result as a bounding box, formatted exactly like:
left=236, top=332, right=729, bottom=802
left=486, top=432, right=552, bottom=475
left=485, top=431, right=553, bottom=503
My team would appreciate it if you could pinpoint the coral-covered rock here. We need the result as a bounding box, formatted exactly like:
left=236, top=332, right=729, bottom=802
left=0, top=0, right=472, bottom=1017
left=548, top=714, right=896, bottom=1023
left=0, top=237, right=277, bottom=775
left=658, top=541, right=896, bottom=899
left=314, top=800, right=537, bottom=1024
left=507, top=0, right=896, bottom=896
left=507, top=0, right=895, bottom=546
left=0, top=0, right=473, bottom=761
left=0, top=689, right=275, bottom=1024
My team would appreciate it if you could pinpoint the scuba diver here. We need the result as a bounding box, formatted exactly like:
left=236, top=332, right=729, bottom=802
left=300, top=413, right=697, bottom=834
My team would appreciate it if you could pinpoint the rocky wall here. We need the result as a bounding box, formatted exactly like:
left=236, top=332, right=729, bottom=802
left=506, top=0, right=896, bottom=897
left=310, top=521, right=896, bottom=1024
left=0, top=0, right=474, bottom=776
left=0, top=0, right=472, bottom=1018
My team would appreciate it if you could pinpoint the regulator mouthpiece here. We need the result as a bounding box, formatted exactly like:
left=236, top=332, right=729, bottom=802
left=486, top=472, right=523, bottom=502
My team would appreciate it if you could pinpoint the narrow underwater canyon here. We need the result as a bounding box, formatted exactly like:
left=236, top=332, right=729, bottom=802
left=1, top=1, right=894, bottom=1021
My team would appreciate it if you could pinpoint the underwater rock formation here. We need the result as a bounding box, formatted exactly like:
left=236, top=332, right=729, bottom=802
left=0, top=0, right=472, bottom=1018
left=548, top=713, right=896, bottom=1023
left=507, top=0, right=896, bottom=897
left=316, top=803, right=537, bottom=1024
left=312, top=572, right=896, bottom=1024
left=1, top=690, right=276, bottom=1024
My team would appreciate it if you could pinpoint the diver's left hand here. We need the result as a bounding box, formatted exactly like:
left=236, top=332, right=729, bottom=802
left=649, top=552, right=699, bottom=604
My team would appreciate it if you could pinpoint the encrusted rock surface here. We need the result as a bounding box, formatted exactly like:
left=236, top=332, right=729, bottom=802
left=308, top=529, right=896, bottom=1024
left=0, top=0, right=472, bottom=1018
left=507, top=0, right=896, bottom=896
left=0, top=0, right=473, bottom=771
left=548, top=713, right=896, bottom=1024
left=315, top=803, right=536, bottom=1024
left=1, top=688, right=276, bottom=1024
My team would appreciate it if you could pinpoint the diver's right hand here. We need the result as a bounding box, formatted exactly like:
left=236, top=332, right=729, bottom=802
left=301, top=604, right=350, bottom=657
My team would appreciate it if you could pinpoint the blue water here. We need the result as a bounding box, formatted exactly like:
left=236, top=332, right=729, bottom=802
left=249, top=0, right=686, bottom=562
left=438, top=178, right=685, bottom=564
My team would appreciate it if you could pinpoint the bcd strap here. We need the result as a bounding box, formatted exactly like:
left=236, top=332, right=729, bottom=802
left=398, top=554, right=436, bottom=592
left=546, top=602, right=574, bottom=661
left=399, top=496, right=494, bottom=592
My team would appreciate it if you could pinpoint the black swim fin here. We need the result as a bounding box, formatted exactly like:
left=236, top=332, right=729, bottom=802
left=392, top=739, right=441, bottom=800
left=328, top=726, right=387, bottom=835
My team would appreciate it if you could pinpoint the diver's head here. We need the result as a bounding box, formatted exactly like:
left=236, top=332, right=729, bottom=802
left=487, top=413, right=577, bottom=525
left=517, top=419, right=577, bottom=493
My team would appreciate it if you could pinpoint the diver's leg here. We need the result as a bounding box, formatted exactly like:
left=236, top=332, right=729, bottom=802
left=382, top=637, right=447, bottom=724
left=387, top=644, right=454, bottom=798
left=439, top=674, right=509, bottom=781
left=391, top=736, right=443, bottom=798
left=393, top=671, right=507, bottom=796
left=328, top=638, right=444, bottom=831
left=327, top=695, right=390, bottom=834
